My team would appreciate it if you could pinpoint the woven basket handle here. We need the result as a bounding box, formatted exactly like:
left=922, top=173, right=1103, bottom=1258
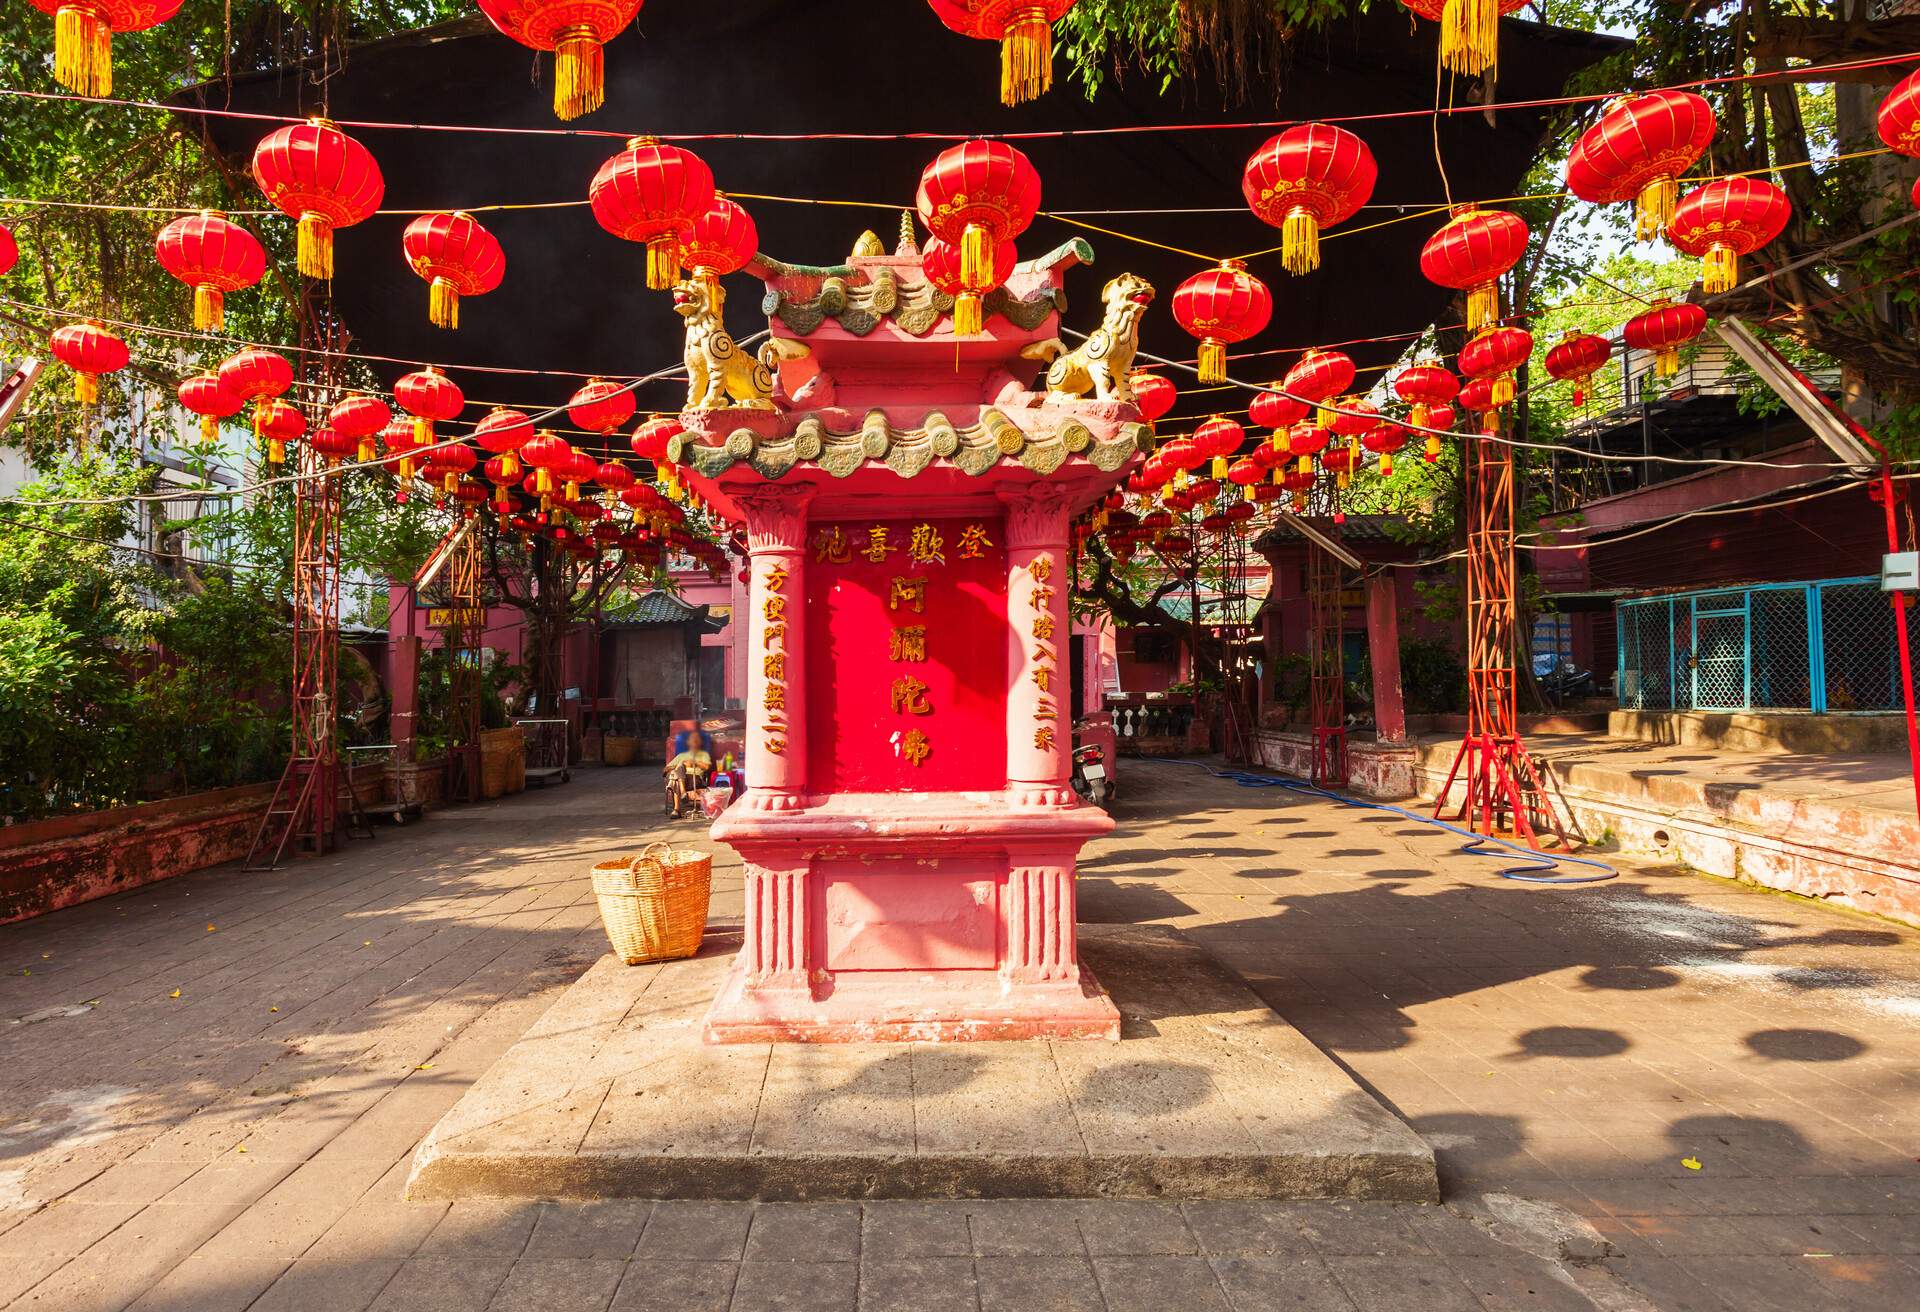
left=639, top=840, right=673, bottom=874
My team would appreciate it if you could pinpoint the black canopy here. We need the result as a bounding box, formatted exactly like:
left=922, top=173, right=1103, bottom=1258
left=185, top=2, right=1616, bottom=454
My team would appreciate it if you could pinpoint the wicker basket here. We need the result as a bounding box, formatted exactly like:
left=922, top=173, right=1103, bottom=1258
left=591, top=843, right=713, bottom=965
left=479, top=727, right=524, bottom=799
left=602, top=734, right=639, bottom=767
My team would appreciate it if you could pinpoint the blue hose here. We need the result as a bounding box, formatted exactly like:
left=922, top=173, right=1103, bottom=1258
left=1142, top=756, right=1618, bottom=885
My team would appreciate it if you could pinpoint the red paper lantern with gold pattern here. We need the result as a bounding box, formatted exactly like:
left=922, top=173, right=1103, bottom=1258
left=177, top=373, right=242, bottom=441
left=256, top=398, right=306, bottom=465
left=26, top=0, right=183, bottom=96
left=1458, top=325, right=1532, bottom=408
left=1172, top=260, right=1271, bottom=384
left=381, top=420, right=428, bottom=501
left=1392, top=362, right=1459, bottom=433
left=474, top=0, right=644, bottom=120
left=590, top=138, right=717, bottom=289
left=1877, top=67, right=1920, bottom=158
left=328, top=393, right=392, bottom=464
left=48, top=320, right=127, bottom=406
left=1666, top=178, right=1790, bottom=294
left=252, top=119, right=384, bottom=280
left=1398, top=0, right=1528, bottom=79
left=630, top=414, right=683, bottom=462
left=1283, top=347, right=1356, bottom=426
left=927, top=1, right=1080, bottom=105
left=1242, top=123, right=1377, bottom=275
left=1543, top=332, right=1611, bottom=407
left=1419, top=204, right=1529, bottom=333
left=0, top=222, right=16, bottom=277
left=1361, top=423, right=1408, bottom=477
left=308, top=426, right=360, bottom=467
left=1250, top=388, right=1309, bottom=431
left=916, top=141, right=1040, bottom=300
left=395, top=367, right=465, bottom=446
left=402, top=212, right=505, bottom=330
left=1566, top=91, right=1715, bottom=242
left=1327, top=397, right=1378, bottom=438
left=1130, top=373, right=1177, bottom=424
left=1623, top=299, right=1707, bottom=378
left=423, top=441, right=478, bottom=498
left=568, top=378, right=637, bottom=438
left=923, top=234, right=1016, bottom=336
left=679, top=197, right=759, bottom=284
left=154, top=211, right=266, bottom=331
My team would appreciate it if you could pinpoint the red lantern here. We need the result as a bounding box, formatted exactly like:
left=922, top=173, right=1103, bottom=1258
left=1195, top=415, right=1246, bottom=477
left=308, top=426, right=360, bottom=467
left=1397, top=0, right=1528, bottom=79
left=1130, top=372, right=1177, bottom=424
left=153, top=211, right=265, bottom=331
left=522, top=430, right=573, bottom=498
left=568, top=378, right=638, bottom=437
left=218, top=348, right=293, bottom=437
left=1566, top=91, right=1715, bottom=242
left=0, top=222, right=15, bottom=276
left=680, top=197, right=759, bottom=284
left=1419, top=204, right=1529, bottom=333
left=1361, top=423, right=1408, bottom=477
left=589, top=138, right=717, bottom=290
left=1393, top=362, right=1459, bottom=431
left=1226, top=456, right=1264, bottom=486
left=177, top=372, right=242, bottom=441
left=328, top=392, right=392, bottom=464
left=923, top=234, right=1016, bottom=336
left=1458, top=377, right=1499, bottom=433
left=402, top=212, right=505, bottom=330
left=629, top=413, right=681, bottom=461
left=48, top=320, right=127, bottom=405
left=561, top=446, right=600, bottom=501
left=1543, top=333, right=1611, bottom=407
left=474, top=0, right=644, bottom=120
left=1877, top=67, right=1920, bottom=157
left=1250, top=388, right=1309, bottom=431
left=916, top=141, right=1041, bottom=299
left=25, top=0, right=182, bottom=96
left=394, top=366, right=465, bottom=448
left=1287, top=420, right=1330, bottom=477
left=1172, top=260, right=1271, bottom=384
left=1283, top=347, right=1356, bottom=425
left=595, top=459, right=637, bottom=498
left=1242, top=123, right=1377, bottom=275
left=1458, top=325, right=1532, bottom=408
left=252, top=119, right=384, bottom=280
left=1667, top=178, right=1790, bottom=294
left=1327, top=397, right=1378, bottom=438
left=381, top=419, right=427, bottom=498
left=459, top=407, right=524, bottom=484
left=452, top=479, right=491, bottom=517
left=1623, top=299, right=1707, bottom=378
left=257, top=398, right=307, bottom=465
left=927, top=1, right=1079, bottom=105
left=423, top=442, right=478, bottom=497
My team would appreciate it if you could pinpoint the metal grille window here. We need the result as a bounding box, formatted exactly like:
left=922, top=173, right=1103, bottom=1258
left=1615, top=578, right=1912, bottom=714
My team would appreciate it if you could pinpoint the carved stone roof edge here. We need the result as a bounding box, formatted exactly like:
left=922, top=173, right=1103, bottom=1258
left=1013, top=238, right=1095, bottom=277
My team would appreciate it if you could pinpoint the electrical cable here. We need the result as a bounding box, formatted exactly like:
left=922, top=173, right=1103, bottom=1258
left=1139, top=756, right=1617, bottom=882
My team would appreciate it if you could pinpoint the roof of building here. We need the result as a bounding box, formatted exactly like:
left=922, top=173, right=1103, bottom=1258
left=603, top=591, right=708, bottom=627
left=1254, top=514, right=1411, bottom=547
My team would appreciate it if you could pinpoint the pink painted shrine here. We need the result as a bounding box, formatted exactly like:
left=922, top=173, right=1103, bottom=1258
left=674, top=231, right=1150, bottom=1042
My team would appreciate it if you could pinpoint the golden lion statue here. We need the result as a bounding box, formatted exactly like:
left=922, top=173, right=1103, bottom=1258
left=673, top=278, right=783, bottom=410
left=1022, top=272, right=1155, bottom=405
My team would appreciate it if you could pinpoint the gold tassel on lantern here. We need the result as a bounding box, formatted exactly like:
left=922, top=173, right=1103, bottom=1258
left=1297, top=454, right=1312, bottom=477
left=1701, top=244, right=1737, bottom=294
left=959, top=224, right=993, bottom=290
left=413, top=417, right=433, bottom=446
left=1425, top=434, right=1442, bottom=462
left=1000, top=6, right=1054, bottom=106
left=1270, top=467, right=1284, bottom=486
left=399, top=457, right=417, bottom=483
left=1210, top=456, right=1227, bottom=479
left=1381, top=451, right=1395, bottom=477
left=953, top=291, right=984, bottom=336
left=1492, top=374, right=1515, bottom=407
left=199, top=414, right=218, bottom=441
left=1467, top=281, right=1499, bottom=333
left=1654, top=346, right=1678, bottom=377
left=72, top=371, right=97, bottom=406
left=553, top=26, right=605, bottom=122
left=535, top=468, right=554, bottom=496
left=645, top=235, right=679, bottom=291
left=268, top=439, right=286, bottom=465
left=53, top=5, right=112, bottom=97
left=444, top=472, right=458, bottom=496
left=429, top=277, right=459, bottom=329
left=1636, top=176, right=1677, bottom=243
left=193, top=285, right=223, bottom=331
left=1440, top=0, right=1501, bottom=79
left=1197, top=338, right=1226, bottom=385
left=358, top=437, right=375, bottom=463
left=296, top=211, right=333, bottom=279
left=564, top=479, right=581, bottom=501
left=500, top=452, right=520, bottom=479
left=1281, top=207, right=1321, bottom=276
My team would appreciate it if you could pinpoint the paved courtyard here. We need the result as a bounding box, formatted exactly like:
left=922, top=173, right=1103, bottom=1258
left=0, top=760, right=1915, bottom=1311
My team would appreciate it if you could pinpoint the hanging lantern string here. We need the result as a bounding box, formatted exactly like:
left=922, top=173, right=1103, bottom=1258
left=6, top=50, right=1916, bottom=143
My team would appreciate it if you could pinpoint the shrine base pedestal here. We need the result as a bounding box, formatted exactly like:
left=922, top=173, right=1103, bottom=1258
left=405, top=924, right=1439, bottom=1203
left=703, top=965, right=1121, bottom=1044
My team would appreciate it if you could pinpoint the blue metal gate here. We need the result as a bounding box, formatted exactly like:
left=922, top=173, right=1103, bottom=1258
left=1616, top=577, right=1914, bottom=713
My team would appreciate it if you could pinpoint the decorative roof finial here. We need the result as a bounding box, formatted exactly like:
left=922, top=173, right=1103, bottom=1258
left=895, top=209, right=920, bottom=257
left=851, top=230, right=885, bottom=258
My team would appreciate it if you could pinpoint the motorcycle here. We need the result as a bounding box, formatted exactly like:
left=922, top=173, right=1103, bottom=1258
left=1071, top=741, right=1113, bottom=808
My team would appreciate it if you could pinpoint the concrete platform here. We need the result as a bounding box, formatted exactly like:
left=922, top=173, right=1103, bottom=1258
left=406, top=924, right=1438, bottom=1203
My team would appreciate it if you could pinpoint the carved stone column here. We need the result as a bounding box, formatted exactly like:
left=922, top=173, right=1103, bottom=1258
left=740, top=854, right=811, bottom=991
left=1000, top=484, right=1075, bottom=807
left=1002, top=858, right=1076, bottom=982
left=736, top=483, right=815, bottom=811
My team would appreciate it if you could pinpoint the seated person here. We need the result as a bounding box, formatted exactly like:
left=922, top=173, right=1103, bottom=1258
left=664, top=730, right=713, bottom=785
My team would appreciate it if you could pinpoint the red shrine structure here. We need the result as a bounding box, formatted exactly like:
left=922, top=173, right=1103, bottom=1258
left=672, top=228, right=1146, bottom=1042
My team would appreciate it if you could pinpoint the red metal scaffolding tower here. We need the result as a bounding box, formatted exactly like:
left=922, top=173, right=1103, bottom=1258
left=246, top=299, right=348, bottom=870
left=1306, top=521, right=1349, bottom=788
left=1432, top=427, right=1565, bottom=846
left=445, top=526, right=486, bottom=803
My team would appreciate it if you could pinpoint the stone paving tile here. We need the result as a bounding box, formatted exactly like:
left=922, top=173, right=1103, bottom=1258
left=485, top=1257, right=624, bottom=1312
left=1180, top=1201, right=1316, bottom=1256
left=859, top=1202, right=976, bottom=1260
left=608, top=1260, right=738, bottom=1312
left=743, top=1203, right=862, bottom=1264
left=1323, top=1255, right=1483, bottom=1311
left=635, top=1200, right=756, bottom=1263
left=523, top=1201, right=653, bottom=1261
left=1091, top=1256, right=1233, bottom=1311
left=1206, top=1254, right=1357, bottom=1311
left=1075, top=1200, right=1200, bottom=1255
left=966, top=1199, right=1088, bottom=1256
left=727, top=1260, right=857, bottom=1312
left=856, top=1258, right=978, bottom=1312
left=974, top=1255, right=1105, bottom=1312
left=250, top=1260, right=407, bottom=1312
left=367, top=1255, right=516, bottom=1312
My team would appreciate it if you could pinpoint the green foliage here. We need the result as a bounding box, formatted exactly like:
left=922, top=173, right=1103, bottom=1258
left=139, top=575, right=290, bottom=793
left=1398, top=636, right=1465, bottom=714
left=1059, top=0, right=1367, bottom=102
